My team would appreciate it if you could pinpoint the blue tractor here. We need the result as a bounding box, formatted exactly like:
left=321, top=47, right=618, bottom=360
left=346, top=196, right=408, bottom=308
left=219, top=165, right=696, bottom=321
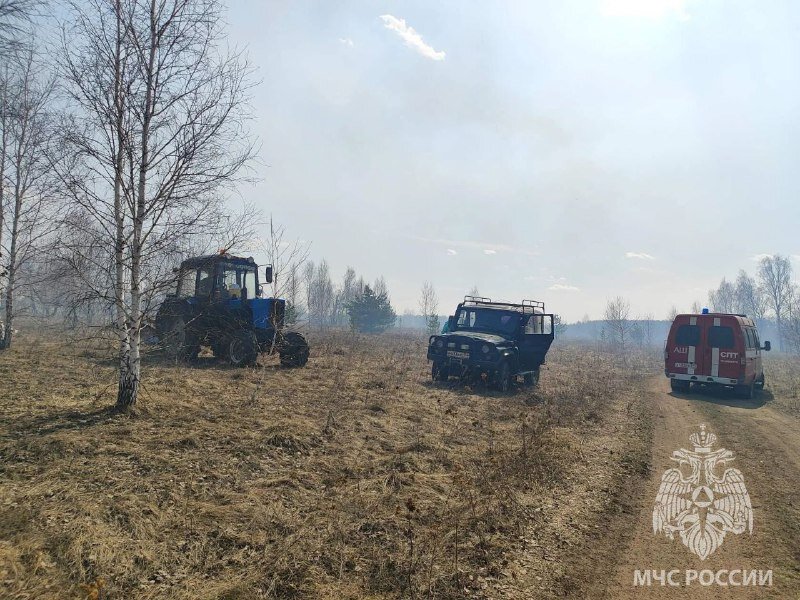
left=155, top=252, right=309, bottom=367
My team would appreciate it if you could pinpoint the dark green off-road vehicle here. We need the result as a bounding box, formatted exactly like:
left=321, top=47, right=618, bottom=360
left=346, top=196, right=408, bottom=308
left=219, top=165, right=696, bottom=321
left=427, top=296, right=555, bottom=392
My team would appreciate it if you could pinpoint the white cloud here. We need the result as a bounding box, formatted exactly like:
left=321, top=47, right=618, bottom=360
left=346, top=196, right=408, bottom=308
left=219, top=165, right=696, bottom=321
left=548, top=283, right=580, bottom=292
left=338, top=37, right=354, bottom=48
left=379, top=15, right=446, bottom=61
left=483, top=249, right=497, bottom=255
left=625, top=252, right=655, bottom=260
left=446, top=248, right=457, bottom=256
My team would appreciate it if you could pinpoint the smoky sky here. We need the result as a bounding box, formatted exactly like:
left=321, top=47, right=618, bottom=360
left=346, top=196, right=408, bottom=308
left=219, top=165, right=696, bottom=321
left=228, top=1, right=800, bottom=321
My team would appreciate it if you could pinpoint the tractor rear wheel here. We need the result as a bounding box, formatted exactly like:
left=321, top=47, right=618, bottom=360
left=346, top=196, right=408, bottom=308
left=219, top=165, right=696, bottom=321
left=227, top=330, right=259, bottom=367
left=162, top=316, right=199, bottom=361
left=279, top=331, right=310, bottom=368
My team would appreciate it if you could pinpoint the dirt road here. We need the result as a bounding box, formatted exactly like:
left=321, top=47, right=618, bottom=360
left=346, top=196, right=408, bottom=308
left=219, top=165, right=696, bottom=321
left=609, top=378, right=800, bottom=599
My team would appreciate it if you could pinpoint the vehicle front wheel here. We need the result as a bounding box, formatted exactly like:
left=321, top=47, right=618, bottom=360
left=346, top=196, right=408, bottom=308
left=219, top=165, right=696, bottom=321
left=227, top=330, right=259, bottom=367
left=279, top=331, right=310, bottom=368
left=162, top=316, right=199, bottom=361
left=431, top=361, right=449, bottom=382
left=523, top=368, right=540, bottom=387
left=755, top=373, right=766, bottom=389
left=494, top=361, right=512, bottom=393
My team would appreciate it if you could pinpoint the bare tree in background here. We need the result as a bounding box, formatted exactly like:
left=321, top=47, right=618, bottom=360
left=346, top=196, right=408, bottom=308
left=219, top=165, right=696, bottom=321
left=0, top=0, right=37, bottom=54
left=708, top=278, right=736, bottom=313
left=666, top=305, right=678, bottom=321
left=59, top=0, right=256, bottom=409
left=332, top=266, right=357, bottom=326
left=1, top=48, right=59, bottom=349
left=758, top=255, right=792, bottom=351
left=373, top=275, right=388, bottom=299
left=467, top=285, right=480, bottom=297
left=418, top=280, right=439, bottom=334
left=259, top=215, right=309, bottom=302
left=642, top=312, right=655, bottom=347
left=604, top=296, right=631, bottom=354
left=302, top=260, right=314, bottom=326
left=307, top=259, right=334, bottom=328
left=691, top=300, right=703, bottom=313
left=734, top=269, right=766, bottom=319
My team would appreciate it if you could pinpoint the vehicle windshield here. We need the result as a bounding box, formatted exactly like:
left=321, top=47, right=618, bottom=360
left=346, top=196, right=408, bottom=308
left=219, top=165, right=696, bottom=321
left=455, top=308, right=521, bottom=335
left=218, top=263, right=258, bottom=299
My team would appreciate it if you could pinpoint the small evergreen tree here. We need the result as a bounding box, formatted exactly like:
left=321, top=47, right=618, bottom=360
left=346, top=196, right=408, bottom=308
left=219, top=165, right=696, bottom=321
left=347, top=285, right=396, bottom=333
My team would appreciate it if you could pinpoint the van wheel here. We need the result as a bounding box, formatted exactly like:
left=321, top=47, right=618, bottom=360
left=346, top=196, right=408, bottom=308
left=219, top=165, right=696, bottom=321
left=735, top=381, right=755, bottom=400
left=670, top=379, right=690, bottom=393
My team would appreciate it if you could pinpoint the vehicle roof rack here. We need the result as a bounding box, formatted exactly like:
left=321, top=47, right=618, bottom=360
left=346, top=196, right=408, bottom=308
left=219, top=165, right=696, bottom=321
left=461, top=296, right=547, bottom=314
left=522, top=299, right=545, bottom=311
left=463, top=295, right=492, bottom=303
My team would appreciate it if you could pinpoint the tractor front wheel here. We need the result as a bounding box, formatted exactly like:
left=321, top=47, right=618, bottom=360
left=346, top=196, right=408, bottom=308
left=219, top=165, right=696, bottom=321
left=279, top=331, right=310, bottom=368
left=227, top=330, right=259, bottom=367
left=162, top=316, right=199, bottom=361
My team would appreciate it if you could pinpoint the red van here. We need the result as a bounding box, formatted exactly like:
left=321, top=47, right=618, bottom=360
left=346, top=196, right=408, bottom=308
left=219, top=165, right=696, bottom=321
left=664, top=311, right=770, bottom=398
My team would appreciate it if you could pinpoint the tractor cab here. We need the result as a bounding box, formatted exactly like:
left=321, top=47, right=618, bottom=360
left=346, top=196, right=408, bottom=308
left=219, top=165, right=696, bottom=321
left=156, top=252, right=308, bottom=367
left=175, top=254, right=271, bottom=303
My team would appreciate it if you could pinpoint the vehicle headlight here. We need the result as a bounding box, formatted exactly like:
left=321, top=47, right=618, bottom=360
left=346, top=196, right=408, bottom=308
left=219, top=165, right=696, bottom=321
left=436, top=339, right=444, bottom=348
left=482, top=344, right=490, bottom=354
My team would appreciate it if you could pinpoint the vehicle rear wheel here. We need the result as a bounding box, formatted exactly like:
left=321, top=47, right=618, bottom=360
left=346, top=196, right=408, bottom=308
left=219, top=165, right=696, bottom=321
left=494, top=361, right=512, bottom=393
left=279, top=331, right=310, bottom=368
left=735, top=380, right=755, bottom=400
left=162, top=316, right=199, bottom=361
left=431, top=361, right=449, bottom=382
left=227, top=330, right=259, bottom=367
left=670, top=379, right=690, bottom=393
left=755, top=373, right=766, bottom=389
left=523, top=368, right=540, bottom=387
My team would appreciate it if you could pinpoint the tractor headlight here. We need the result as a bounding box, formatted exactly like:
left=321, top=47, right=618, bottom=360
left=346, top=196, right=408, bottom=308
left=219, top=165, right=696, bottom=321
left=482, top=344, right=490, bottom=354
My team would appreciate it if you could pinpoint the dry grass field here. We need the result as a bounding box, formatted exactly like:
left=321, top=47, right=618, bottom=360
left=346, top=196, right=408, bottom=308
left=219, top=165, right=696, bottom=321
left=0, top=331, right=657, bottom=599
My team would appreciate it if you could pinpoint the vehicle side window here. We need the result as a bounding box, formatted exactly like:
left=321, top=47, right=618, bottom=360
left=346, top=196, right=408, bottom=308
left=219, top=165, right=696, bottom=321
left=752, top=329, right=761, bottom=348
left=675, top=324, right=700, bottom=345
left=525, top=315, right=540, bottom=334
left=196, top=268, right=213, bottom=296
left=457, top=310, right=476, bottom=328
left=708, top=326, right=735, bottom=348
left=242, top=270, right=256, bottom=299
left=745, top=328, right=756, bottom=350
left=177, top=269, right=197, bottom=298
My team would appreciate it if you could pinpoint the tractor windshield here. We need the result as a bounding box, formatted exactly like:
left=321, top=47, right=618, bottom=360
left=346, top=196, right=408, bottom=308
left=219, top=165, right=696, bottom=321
left=455, top=308, right=521, bottom=336
left=218, top=263, right=258, bottom=300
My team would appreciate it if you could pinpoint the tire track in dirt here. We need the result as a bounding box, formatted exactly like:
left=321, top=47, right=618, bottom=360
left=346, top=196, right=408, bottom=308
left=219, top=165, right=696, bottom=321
left=609, top=377, right=800, bottom=599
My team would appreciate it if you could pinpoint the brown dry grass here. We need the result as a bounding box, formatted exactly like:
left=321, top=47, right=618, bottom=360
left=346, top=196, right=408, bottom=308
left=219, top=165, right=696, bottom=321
left=761, top=352, right=800, bottom=415
left=0, top=331, right=655, bottom=599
